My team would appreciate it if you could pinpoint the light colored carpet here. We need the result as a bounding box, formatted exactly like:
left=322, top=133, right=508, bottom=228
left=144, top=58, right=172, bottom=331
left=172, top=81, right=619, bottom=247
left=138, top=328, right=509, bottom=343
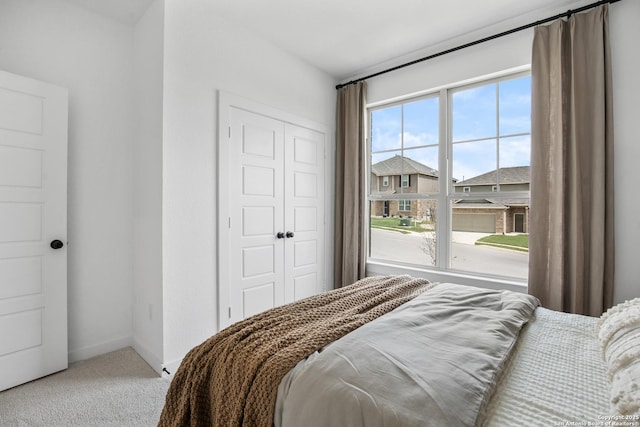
left=0, top=347, right=170, bottom=427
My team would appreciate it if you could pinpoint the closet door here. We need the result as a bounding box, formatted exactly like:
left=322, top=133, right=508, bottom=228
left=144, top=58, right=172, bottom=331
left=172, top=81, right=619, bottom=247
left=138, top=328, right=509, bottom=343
left=284, top=124, right=324, bottom=302
left=228, top=107, right=285, bottom=323
left=220, top=94, right=327, bottom=329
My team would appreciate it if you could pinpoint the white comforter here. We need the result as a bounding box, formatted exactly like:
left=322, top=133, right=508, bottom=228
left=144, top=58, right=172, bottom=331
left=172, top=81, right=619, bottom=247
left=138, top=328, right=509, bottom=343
left=274, top=283, right=539, bottom=427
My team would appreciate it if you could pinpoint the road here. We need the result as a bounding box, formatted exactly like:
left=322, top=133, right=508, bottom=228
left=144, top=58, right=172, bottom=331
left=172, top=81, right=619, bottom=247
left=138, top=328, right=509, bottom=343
left=369, top=228, right=528, bottom=279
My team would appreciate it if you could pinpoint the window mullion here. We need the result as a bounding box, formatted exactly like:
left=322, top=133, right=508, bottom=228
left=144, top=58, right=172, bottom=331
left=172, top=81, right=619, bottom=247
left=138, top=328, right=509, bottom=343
left=495, top=83, right=501, bottom=189
left=437, top=89, right=449, bottom=270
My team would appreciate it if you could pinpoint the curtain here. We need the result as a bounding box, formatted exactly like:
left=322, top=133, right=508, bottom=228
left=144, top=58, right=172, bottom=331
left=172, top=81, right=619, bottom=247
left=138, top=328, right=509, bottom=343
left=529, top=5, right=614, bottom=316
left=334, top=82, right=367, bottom=288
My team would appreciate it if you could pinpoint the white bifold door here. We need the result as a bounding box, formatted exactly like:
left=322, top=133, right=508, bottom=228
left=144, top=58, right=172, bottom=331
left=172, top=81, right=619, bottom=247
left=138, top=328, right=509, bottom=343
left=0, top=71, right=68, bottom=391
left=221, top=104, right=325, bottom=328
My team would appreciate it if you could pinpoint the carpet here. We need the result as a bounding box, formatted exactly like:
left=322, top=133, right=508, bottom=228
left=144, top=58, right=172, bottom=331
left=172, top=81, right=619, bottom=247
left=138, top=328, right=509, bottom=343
left=0, top=347, right=170, bottom=426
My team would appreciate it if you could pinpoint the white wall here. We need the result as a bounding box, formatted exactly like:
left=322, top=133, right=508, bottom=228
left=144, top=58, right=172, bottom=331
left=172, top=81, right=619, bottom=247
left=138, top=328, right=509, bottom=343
left=132, top=0, right=165, bottom=372
left=363, top=0, right=640, bottom=305
left=161, top=0, right=336, bottom=370
left=0, top=0, right=136, bottom=360
left=609, top=0, right=640, bottom=304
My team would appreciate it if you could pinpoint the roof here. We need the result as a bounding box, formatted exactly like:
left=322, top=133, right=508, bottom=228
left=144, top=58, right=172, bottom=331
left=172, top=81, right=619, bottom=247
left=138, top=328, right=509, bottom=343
left=455, top=166, right=530, bottom=186
left=453, top=198, right=529, bottom=209
left=371, top=155, right=438, bottom=178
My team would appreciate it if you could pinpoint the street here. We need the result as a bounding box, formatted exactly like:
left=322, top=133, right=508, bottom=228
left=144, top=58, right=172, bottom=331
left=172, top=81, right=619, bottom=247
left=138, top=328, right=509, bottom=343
left=369, top=228, right=528, bottom=279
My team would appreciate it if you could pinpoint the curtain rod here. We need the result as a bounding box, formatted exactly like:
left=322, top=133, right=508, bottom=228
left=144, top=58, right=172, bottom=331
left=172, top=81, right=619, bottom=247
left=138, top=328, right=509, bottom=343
left=335, top=0, right=621, bottom=90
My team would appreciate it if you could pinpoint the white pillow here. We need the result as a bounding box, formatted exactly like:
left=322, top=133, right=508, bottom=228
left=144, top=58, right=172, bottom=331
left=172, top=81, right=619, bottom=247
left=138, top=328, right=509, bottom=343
left=596, top=298, right=640, bottom=416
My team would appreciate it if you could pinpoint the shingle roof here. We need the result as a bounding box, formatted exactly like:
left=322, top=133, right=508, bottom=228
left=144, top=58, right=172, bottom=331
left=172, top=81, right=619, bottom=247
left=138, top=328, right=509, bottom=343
left=371, top=155, right=438, bottom=178
left=453, top=198, right=528, bottom=208
left=455, top=166, right=530, bottom=186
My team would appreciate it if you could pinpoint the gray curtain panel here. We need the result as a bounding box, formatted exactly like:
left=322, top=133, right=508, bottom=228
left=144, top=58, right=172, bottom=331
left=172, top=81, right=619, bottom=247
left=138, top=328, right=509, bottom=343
left=529, top=5, right=614, bottom=316
left=334, top=82, right=367, bottom=288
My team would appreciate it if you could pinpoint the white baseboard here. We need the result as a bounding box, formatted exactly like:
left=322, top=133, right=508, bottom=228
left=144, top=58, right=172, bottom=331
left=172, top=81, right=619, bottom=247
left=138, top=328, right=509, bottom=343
left=132, top=337, right=163, bottom=375
left=68, top=336, right=133, bottom=363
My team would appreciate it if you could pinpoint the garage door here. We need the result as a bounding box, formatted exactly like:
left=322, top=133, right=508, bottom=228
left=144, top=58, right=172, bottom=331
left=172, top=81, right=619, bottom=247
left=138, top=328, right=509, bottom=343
left=452, top=213, right=496, bottom=233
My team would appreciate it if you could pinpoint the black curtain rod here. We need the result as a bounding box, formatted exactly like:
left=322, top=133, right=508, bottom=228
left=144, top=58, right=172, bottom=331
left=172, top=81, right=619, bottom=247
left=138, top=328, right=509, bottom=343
left=335, top=0, right=621, bottom=90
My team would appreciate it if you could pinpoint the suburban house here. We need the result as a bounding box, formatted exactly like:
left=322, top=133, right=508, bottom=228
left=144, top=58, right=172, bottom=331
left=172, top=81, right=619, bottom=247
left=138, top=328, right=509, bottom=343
left=370, top=158, right=529, bottom=235
left=0, top=0, right=637, bottom=395
left=370, top=155, right=439, bottom=219
left=452, top=166, right=530, bottom=234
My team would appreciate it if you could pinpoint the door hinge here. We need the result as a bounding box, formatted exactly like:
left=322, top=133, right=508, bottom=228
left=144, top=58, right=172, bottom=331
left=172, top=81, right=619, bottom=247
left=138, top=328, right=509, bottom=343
left=229, top=126, right=231, bottom=138
left=229, top=217, right=232, bottom=228
left=228, top=307, right=231, bottom=318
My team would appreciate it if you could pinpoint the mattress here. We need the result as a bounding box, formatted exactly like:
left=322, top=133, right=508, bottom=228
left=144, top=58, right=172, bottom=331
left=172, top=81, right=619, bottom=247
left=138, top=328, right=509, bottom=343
left=484, top=307, right=610, bottom=426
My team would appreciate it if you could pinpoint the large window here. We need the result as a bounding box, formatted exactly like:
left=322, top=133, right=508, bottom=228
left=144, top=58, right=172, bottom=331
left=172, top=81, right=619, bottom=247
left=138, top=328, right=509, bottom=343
left=368, top=72, right=531, bottom=280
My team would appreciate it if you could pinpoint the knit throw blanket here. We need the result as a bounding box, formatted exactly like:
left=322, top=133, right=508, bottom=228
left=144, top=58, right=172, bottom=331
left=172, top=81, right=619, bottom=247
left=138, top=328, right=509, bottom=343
left=158, top=275, right=434, bottom=427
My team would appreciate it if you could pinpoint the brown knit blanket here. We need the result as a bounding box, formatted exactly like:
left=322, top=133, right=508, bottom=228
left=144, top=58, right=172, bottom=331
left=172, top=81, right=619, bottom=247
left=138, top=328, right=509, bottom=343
left=158, top=275, right=434, bottom=427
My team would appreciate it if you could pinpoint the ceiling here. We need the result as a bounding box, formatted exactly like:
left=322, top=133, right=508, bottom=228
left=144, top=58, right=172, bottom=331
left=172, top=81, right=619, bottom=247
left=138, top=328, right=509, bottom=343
left=63, top=0, right=593, bottom=81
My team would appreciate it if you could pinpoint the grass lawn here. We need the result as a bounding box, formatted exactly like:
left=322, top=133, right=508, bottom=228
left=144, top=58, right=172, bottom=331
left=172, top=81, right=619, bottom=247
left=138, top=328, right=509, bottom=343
left=476, top=234, right=529, bottom=251
left=370, top=217, right=433, bottom=234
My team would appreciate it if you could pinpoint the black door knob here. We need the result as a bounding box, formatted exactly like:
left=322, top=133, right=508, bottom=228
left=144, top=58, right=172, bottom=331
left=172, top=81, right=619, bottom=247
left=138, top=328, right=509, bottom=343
left=286, top=231, right=294, bottom=238
left=50, top=240, right=64, bottom=249
left=276, top=232, right=285, bottom=239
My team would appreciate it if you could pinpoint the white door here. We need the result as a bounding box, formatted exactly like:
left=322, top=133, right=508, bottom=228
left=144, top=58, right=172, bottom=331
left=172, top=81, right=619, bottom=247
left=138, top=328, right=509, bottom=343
left=284, top=124, right=324, bottom=302
left=0, top=71, right=68, bottom=391
left=228, top=107, right=286, bottom=323
left=222, top=106, right=325, bottom=328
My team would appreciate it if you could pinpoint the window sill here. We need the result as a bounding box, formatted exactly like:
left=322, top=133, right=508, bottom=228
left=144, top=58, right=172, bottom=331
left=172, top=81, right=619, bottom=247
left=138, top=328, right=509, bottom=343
left=366, top=260, right=528, bottom=294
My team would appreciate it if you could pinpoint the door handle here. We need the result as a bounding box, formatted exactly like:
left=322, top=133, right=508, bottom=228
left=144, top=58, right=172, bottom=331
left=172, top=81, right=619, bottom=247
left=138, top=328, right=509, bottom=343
left=286, top=231, right=294, bottom=238
left=276, top=232, right=285, bottom=239
left=50, top=240, right=64, bottom=249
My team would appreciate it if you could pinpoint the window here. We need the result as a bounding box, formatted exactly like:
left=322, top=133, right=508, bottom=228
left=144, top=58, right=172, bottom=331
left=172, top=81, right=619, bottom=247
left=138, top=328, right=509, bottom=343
left=368, top=72, right=530, bottom=280
left=383, top=176, right=389, bottom=186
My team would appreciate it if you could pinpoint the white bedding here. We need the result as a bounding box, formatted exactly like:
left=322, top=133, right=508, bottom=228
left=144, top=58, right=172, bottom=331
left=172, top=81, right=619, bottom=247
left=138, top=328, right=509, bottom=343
left=484, top=307, right=610, bottom=426
left=275, top=283, right=539, bottom=427
left=275, top=300, right=610, bottom=426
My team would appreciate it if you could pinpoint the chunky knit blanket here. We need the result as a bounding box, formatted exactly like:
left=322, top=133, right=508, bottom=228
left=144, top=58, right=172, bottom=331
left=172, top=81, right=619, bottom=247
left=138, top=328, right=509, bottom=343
left=157, top=275, right=434, bottom=427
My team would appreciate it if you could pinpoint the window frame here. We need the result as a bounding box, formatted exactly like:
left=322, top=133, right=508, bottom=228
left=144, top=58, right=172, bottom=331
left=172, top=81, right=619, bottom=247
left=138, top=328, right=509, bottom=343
left=398, top=200, right=411, bottom=212
left=366, top=69, right=530, bottom=285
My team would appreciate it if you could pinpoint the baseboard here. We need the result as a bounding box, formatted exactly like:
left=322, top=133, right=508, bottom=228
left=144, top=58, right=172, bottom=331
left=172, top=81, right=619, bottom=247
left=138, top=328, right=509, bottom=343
left=68, top=336, right=133, bottom=363
left=132, top=337, right=163, bottom=376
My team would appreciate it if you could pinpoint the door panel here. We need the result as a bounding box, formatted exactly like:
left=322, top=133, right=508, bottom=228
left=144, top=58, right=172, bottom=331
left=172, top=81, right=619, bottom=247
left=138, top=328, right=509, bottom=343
left=228, top=107, right=284, bottom=324
left=284, top=124, right=324, bottom=303
left=293, top=273, right=317, bottom=301
left=242, top=283, right=275, bottom=318
left=0, top=70, right=68, bottom=392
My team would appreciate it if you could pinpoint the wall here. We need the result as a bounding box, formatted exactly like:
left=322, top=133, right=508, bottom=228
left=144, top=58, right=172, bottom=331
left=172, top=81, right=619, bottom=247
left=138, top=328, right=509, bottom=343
left=0, top=0, right=136, bottom=360
left=161, top=0, right=336, bottom=370
left=609, top=0, right=640, bottom=304
left=364, top=0, right=640, bottom=304
left=132, top=0, right=165, bottom=371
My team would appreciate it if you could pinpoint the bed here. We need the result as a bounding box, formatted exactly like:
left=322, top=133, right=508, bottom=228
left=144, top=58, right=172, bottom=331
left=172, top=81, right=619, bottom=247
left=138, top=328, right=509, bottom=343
left=158, top=275, right=640, bottom=426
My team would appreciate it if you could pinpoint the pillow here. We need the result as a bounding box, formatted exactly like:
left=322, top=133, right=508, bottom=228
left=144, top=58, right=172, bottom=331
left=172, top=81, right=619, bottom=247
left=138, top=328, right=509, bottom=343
left=596, top=298, right=640, bottom=416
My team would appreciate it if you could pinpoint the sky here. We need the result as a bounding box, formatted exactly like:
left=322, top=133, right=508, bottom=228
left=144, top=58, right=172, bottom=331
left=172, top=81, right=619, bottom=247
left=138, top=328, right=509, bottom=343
left=370, top=75, right=531, bottom=184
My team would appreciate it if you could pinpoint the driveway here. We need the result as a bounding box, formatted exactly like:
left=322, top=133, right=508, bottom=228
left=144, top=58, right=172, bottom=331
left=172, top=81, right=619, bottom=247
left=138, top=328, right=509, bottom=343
left=452, top=231, right=492, bottom=245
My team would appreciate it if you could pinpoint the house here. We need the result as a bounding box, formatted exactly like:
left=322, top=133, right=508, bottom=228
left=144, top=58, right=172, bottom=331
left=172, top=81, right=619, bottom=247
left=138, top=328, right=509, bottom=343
left=0, top=0, right=638, bottom=382
left=370, top=155, right=439, bottom=218
left=452, top=166, right=530, bottom=234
